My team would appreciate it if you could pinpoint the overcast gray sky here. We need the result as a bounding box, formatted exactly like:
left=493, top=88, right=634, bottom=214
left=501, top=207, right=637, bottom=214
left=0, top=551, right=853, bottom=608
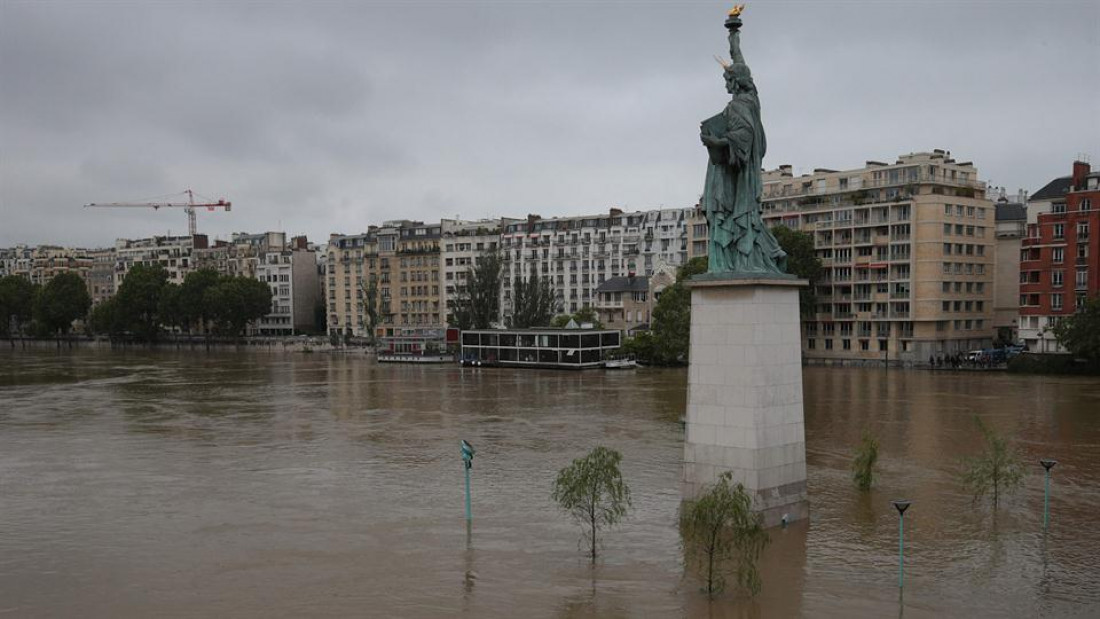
left=1, top=0, right=1097, bottom=248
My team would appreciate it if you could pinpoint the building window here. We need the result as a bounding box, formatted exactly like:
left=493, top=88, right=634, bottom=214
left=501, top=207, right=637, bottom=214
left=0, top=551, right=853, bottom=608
left=1077, top=222, right=1090, bottom=239
left=1053, top=223, right=1065, bottom=239
left=1052, top=293, right=1063, bottom=311
left=1081, top=198, right=1093, bottom=212
left=1053, top=247, right=1065, bottom=264
left=1052, top=270, right=1064, bottom=287
left=1077, top=269, right=1088, bottom=289
left=824, top=339, right=833, bottom=350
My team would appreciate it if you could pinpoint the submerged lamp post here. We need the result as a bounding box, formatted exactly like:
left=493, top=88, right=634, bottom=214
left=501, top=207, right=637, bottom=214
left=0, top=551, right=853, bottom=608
left=461, top=440, right=476, bottom=521
left=1040, top=459, right=1057, bottom=529
left=891, top=499, right=912, bottom=589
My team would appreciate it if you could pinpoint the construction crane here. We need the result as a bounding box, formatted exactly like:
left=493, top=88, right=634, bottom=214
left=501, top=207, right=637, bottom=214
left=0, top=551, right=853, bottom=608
left=84, top=189, right=231, bottom=236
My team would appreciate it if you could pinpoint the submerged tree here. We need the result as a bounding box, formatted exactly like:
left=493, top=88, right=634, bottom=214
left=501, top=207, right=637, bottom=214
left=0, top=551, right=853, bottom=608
left=629, top=256, right=707, bottom=365
left=771, top=225, right=824, bottom=316
left=357, top=278, right=380, bottom=339
left=34, top=271, right=91, bottom=335
left=961, top=417, right=1024, bottom=508
left=88, top=297, right=121, bottom=336
left=114, top=264, right=170, bottom=341
left=509, top=269, right=557, bottom=328
left=680, top=472, right=769, bottom=598
left=452, top=252, right=503, bottom=330
left=851, top=429, right=879, bottom=491
left=0, top=275, right=37, bottom=336
left=1052, top=295, right=1100, bottom=362
left=551, top=446, right=632, bottom=563
left=204, top=276, right=273, bottom=337
left=177, top=268, right=221, bottom=333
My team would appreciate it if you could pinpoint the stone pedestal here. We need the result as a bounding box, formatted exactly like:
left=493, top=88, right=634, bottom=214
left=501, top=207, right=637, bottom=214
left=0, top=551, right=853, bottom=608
left=682, top=275, right=809, bottom=528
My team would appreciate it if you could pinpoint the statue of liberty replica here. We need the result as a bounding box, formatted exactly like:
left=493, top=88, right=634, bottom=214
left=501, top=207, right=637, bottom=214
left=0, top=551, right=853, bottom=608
left=682, top=5, right=808, bottom=528
left=700, top=5, right=788, bottom=275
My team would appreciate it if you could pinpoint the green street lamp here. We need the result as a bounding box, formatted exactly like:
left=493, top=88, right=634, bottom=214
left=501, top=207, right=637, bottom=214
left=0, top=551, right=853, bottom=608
left=891, top=500, right=912, bottom=589
left=1040, top=459, right=1057, bottom=529
left=461, top=440, right=476, bottom=521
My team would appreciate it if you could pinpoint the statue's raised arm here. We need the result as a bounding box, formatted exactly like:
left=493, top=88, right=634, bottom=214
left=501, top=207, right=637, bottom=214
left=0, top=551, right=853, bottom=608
left=726, top=4, right=746, bottom=64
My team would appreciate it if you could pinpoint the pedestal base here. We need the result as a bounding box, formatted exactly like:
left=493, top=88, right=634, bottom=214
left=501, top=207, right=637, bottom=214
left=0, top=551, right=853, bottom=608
left=682, top=276, right=809, bottom=529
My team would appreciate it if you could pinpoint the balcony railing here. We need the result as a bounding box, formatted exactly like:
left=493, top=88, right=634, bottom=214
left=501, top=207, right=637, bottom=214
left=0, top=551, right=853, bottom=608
left=763, top=171, right=985, bottom=200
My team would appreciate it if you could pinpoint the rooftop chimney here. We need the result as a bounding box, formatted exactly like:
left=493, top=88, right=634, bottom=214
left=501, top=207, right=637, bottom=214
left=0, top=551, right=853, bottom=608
left=1073, top=160, right=1091, bottom=190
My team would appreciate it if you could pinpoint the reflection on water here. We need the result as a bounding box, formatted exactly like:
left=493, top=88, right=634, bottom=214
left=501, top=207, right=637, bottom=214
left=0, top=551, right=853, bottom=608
left=1, top=350, right=1098, bottom=617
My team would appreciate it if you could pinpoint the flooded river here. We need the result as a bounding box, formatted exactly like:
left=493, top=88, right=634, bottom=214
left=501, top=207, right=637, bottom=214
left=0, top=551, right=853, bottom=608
left=1, top=349, right=1098, bottom=617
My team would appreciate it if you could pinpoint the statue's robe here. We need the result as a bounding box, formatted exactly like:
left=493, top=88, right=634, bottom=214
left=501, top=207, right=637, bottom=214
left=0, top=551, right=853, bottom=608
left=701, top=92, right=786, bottom=275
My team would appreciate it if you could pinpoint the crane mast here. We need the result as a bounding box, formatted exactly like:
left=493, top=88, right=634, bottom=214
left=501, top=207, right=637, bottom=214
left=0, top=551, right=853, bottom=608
left=84, top=189, right=232, bottom=236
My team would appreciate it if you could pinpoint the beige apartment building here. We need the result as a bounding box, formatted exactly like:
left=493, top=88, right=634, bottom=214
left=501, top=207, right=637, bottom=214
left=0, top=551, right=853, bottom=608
left=394, top=222, right=443, bottom=330
left=6, top=245, right=93, bottom=286
left=327, top=220, right=443, bottom=338
left=114, top=234, right=208, bottom=287
left=0, top=244, right=115, bottom=305
left=326, top=230, right=376, bottom=337
left=991, top=193, right=1027, bottom=341
left=85, top=247, right=116, bottom=305
left=687, top=206, right=708, bottom=262
left=193, top=232, right=320, bottom=335
left=441, top=218, right=513, bottom=326
left=760, top=150, right=995, bottom=365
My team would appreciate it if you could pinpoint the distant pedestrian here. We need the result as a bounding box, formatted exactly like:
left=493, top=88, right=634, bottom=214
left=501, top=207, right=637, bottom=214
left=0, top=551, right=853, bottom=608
left=929, top=355, right=935, bottom=369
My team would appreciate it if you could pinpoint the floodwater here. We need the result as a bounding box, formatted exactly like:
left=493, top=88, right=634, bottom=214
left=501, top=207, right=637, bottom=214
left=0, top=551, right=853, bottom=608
left=1, top=349, right=1098, bottom=618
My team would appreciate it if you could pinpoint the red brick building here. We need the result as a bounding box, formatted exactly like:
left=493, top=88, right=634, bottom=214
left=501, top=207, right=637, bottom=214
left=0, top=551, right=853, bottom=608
left=1019, top=160, right=1100, bottom=352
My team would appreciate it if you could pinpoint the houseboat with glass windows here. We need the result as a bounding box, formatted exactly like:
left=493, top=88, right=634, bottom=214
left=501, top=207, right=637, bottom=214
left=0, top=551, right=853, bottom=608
left=459, top=328, right=621, bottom=369
left=376, top=328, right=456, bottom=363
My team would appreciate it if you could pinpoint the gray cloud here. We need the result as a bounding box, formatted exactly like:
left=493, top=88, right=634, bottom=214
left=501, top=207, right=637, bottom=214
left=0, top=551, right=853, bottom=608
left=2, top=0, right=1097, bottom=247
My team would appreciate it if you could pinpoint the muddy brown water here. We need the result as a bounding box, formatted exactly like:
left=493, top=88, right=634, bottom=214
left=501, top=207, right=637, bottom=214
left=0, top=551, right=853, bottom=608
left=1, top=349, right=1098, bottom=617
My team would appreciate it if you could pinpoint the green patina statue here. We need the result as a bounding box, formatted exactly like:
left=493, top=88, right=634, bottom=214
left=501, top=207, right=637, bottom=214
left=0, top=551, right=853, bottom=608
left=700, top=6, right=788, bottom=276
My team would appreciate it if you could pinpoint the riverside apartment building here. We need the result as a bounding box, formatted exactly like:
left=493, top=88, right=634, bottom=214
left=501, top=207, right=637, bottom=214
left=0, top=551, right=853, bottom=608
left=326, top=220, right=444, bottom=338
left=500, top=207, right=693, bottom=318
left=1018, top=160, right=1100, bottom=353
left=761, top=150, right=995, bottom=365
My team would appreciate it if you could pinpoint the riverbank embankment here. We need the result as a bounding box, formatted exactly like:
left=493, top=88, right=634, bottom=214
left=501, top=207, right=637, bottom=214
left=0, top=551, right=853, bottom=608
left=1, top=336, right=371, bottom=355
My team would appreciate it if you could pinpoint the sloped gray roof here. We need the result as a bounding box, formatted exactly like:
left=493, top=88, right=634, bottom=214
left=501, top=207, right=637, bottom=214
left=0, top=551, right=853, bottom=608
left=596, top=276, right=649, bottom=293
left=995, top=203, right=1026, bottom=221
left=1031, top=176, right=1072, bottom=201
